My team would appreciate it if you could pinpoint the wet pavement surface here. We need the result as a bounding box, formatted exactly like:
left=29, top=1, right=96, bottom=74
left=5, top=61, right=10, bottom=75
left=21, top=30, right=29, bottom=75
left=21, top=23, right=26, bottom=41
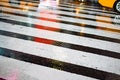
left=0, top=0, right=120, bottom=80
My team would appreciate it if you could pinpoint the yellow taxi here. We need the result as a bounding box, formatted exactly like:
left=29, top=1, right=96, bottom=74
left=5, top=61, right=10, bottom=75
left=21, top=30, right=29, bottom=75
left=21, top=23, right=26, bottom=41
left=98, top=0, right=120, bottom=12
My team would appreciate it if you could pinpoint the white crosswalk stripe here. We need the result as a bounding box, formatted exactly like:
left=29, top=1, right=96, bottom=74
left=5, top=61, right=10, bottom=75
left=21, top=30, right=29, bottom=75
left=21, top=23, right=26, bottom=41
left=2, top=6, right=120, bottom=30
left=0, top=56, right=98, bottom=80
left=0, top=0, right=120, bottom=80
left=1, top=1, right=119, bottom=22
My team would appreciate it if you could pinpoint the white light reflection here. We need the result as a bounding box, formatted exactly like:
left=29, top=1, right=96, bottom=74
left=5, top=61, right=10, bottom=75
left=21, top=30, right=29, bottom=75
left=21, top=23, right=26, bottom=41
left=38, top=0, right=59, bottom=12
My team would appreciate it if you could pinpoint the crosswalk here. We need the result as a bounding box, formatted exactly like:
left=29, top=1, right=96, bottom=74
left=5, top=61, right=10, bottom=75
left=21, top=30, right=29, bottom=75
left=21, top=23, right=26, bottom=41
left=0, top=0, right=120, bottom=80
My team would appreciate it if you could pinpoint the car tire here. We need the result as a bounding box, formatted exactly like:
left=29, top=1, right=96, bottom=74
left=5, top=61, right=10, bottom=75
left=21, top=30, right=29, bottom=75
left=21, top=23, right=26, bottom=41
left=114, top=0, right=120, bottom=13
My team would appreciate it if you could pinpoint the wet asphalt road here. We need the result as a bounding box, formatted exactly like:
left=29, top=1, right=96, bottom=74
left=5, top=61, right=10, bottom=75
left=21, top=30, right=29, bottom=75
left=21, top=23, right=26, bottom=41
left=0, top=0, right=120, bottom=80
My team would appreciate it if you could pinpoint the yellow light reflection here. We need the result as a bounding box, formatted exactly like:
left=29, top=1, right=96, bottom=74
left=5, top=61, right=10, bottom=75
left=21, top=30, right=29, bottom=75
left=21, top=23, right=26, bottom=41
left=56, top=0, right=60, bottom=5
left=75, top=7, right=80, bottom=15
